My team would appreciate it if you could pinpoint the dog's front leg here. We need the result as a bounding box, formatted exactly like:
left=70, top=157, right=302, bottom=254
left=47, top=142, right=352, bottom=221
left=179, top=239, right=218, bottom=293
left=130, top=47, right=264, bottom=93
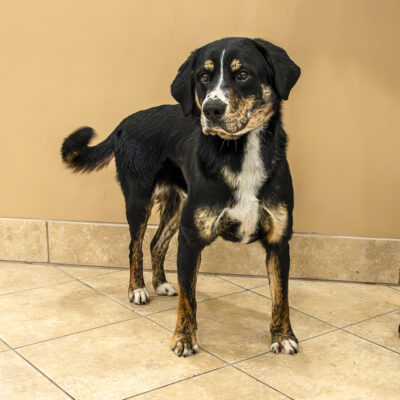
left=263, top=240, right=298, bottom=354
left=171, top=228, right=202, bottom=357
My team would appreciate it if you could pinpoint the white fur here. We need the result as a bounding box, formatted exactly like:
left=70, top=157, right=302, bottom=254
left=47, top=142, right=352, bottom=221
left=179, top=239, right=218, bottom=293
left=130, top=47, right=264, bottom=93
left=271, top=339, right=298, bottom=354
left=203, top=49, right=227, bottom=106
left=132, top=288, right=149, bottom=305
left=226, top=127, right=267, bottom=243
left=156, top=282, right=177, bottom=296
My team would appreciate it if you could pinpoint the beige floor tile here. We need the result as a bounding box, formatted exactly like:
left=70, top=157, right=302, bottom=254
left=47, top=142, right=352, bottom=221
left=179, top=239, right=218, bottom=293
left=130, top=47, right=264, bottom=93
left=253, top=280, right=400, bottom=327
left=0, top=262, right=72, bottom=295
left=134, top=366, right=287, bottom=400
left=58, top=265, right=121, bottom=279
left=82, top=270, right=242, bottom=316
left=237, top=330, right=400, bottom=400
left=345, top=309, right=400, bottom=352
left=19, top=318, right=224, bottom=400
left=0, top=341, right=10, bottom=352
left=0, top=351, right=69, bottom=400
left=219, top=274, right=268, bottom=289
left=0, top=281, right=136, bottom=347
left=390, top=285, right=400, bottom=291
left=151, top=291, right=333, bottom=363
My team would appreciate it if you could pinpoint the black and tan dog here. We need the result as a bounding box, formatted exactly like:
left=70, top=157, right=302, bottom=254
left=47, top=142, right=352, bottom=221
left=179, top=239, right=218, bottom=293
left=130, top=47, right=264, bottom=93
left=61, top=37, right=301, bottom=357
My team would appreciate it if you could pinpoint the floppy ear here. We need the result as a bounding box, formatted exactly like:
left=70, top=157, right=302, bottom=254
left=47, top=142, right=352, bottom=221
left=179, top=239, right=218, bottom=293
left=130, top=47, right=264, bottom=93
left=254, top=39, right=301, bottom=100
left=171, top=50, right=197, bottom=116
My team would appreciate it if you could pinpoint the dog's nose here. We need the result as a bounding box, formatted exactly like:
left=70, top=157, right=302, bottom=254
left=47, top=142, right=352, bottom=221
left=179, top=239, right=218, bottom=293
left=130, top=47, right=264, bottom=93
left=203, top=100, right=226, bottom=122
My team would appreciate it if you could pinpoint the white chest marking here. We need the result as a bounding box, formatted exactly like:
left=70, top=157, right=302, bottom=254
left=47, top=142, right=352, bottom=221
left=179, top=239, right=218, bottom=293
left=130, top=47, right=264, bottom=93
left=225, top=127, right=267, bottom=243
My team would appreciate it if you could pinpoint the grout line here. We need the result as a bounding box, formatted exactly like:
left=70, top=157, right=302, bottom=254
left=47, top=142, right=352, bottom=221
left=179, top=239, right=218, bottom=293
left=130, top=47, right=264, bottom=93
left=250, top=289, right=339, bottom=328
left=0, top=258, right=126, bottom=270
left=0, top=278, right=75, bottom=297
left=216, top=274, right=266, bottom=290
left=340, top=308, right=400, bottom=330
left=231, top=365, right=296, bottom=400
left=0, top=267, right=123, bottom=298
left=1, top=259, right=399, bottom=287
left=14, top=316, right=140, bottom=351
left=45, top=221, right=50, bottom=263
left=0, top=338, right=76, bottom=399
left=122, top=366, right=229, bottom=399
left=339, top=329, right=400, bottom=355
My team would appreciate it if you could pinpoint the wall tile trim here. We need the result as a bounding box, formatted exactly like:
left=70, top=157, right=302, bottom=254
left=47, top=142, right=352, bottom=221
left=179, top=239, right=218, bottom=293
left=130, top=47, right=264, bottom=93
left=1, top=218, right=399, bottom=284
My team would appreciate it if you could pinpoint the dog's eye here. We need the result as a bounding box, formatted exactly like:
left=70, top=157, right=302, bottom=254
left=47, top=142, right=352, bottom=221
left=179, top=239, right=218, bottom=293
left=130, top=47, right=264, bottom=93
left=200, top=73, right=209, bottom=83
left=237, top=71, right=249, bottom=81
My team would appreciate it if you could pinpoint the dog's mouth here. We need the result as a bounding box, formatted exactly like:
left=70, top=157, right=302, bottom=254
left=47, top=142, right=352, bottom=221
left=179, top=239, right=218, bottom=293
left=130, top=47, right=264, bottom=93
left=201, top=119, right=251, bottom=140
left=202, top=127, right=249, bottom=140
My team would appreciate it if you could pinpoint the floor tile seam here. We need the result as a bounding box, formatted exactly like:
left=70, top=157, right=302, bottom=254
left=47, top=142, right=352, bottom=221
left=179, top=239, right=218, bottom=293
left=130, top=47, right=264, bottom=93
left=122, top=365, right=229, bottom=399
left=0, top=278, right=76, bottom=297
left=143, top=287, right=252, bottom=318
left=72, top=278, right=142, bottom=314
left=231, top=364, right=296, bottom=400
left=216, top=274, right=267, bottom=290
left=340, top=328, right=400, bottom=355
left=340, top=308, right=400, bottom=329
left=13, top=316, right=140, bottom=351
left=249, top=289, right=339, bottom=328
left=56, top=265, right=124, bottom=280
left=0, top=338, right=76, bottom=399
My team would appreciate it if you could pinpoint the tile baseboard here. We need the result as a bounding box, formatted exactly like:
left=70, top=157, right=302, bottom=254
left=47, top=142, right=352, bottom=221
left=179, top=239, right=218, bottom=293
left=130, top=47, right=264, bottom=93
left=1, top=218, right=399, bottom=284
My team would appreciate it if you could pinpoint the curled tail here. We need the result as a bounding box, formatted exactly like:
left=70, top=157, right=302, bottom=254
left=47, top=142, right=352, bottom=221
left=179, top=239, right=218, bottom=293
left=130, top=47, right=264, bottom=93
left=61, top=127, right=115, bottom=173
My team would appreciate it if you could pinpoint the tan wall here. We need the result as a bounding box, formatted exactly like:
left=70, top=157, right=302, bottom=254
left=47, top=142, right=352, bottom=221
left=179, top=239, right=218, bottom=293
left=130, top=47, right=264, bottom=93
left=1, top=0, right=399, bottom=238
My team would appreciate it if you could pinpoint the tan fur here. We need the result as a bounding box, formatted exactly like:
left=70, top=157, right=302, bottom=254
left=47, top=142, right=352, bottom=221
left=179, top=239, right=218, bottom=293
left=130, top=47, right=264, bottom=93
left=266, top=252, right=293, bottom=342
left=195, top=91, right=202, bottom=110
left=204, top=59, right=214, bottom=71
left=262, top=203, right=288, bottom=243
left=151, top=186, right=184, bottom=290
left=194, top=207, right=222, bottom=240
left=171, top=256, right=200, bottom=354
left=230, top=58, right=242, bottom=72
left=128, top=203, right=153, bottom=295
left=220, top=166, right=237, bottom=188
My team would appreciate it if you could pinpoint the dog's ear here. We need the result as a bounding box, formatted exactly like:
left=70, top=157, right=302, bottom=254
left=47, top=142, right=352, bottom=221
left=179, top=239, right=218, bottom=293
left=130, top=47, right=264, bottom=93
left=171, top=50, right=198, bottom=116
left=254, top=39, right=300, bottom=100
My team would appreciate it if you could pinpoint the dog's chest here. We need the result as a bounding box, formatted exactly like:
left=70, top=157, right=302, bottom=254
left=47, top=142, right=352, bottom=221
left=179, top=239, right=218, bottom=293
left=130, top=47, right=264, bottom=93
left=219, top=130, right=267, bottom=243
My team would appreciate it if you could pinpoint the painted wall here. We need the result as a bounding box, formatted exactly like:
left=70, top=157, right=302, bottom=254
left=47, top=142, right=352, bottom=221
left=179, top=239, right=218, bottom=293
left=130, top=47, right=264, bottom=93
left=1, top=0, right=399, bottom=238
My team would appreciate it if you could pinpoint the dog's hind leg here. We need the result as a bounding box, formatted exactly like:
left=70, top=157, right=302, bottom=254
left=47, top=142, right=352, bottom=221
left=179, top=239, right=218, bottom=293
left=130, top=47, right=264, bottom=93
left=150, top=186, right=183, bottom=296
left=125, top=190, right=153, bottom=305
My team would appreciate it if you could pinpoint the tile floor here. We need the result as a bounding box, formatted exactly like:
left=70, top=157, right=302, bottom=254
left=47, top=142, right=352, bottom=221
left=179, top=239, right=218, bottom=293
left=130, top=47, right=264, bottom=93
left=0, top=261, right=399, bottom=400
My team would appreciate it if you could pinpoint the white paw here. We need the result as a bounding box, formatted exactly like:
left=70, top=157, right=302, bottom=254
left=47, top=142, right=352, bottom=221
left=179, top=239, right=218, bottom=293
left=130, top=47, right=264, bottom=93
left=271, top=338, right=298, bottom=355
left=156, top=282, right=178, bottom=296
left=129, top=288, right=150, bottom=305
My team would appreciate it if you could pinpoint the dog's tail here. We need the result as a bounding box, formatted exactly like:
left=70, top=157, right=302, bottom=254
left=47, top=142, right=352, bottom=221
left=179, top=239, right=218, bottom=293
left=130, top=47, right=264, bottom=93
left=61, top=127, right=115, bottom=173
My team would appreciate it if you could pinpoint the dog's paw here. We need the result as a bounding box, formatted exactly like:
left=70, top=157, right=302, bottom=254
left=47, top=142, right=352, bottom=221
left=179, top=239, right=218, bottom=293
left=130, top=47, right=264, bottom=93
left=128, top=287, right=150, bottom=305
left=156, top=282, right=178, bottom=296
left=171, top=333, right=198, bottom=357
left=270, top=337, right=298, bottom=355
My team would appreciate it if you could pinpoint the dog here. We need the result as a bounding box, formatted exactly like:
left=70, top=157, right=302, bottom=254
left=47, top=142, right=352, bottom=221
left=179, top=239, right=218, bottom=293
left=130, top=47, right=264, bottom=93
left=61, top=37, right=301, bottom=357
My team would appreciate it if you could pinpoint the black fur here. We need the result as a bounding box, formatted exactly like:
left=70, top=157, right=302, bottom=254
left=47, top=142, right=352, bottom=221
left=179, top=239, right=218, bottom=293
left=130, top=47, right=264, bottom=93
left=61, top=37, right=301, bottom=357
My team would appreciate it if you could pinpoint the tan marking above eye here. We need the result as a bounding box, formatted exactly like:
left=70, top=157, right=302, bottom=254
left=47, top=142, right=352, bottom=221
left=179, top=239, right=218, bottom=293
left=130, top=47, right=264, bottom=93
left=230, top=59, right=242, bottom=72
left=204, top=60, right=214, bottom=71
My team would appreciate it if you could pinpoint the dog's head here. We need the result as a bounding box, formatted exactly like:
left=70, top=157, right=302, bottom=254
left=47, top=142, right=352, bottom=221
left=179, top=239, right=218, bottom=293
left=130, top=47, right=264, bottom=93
left=171, top=37, right=300, bottom=139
